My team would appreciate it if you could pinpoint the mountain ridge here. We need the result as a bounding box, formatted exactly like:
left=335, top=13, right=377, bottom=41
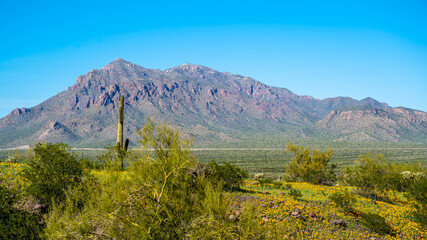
left=1, top=59, right=426, bottom=148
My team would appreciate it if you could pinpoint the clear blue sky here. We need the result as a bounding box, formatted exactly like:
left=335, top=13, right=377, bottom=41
left=1, top=0, right=426, bottom=118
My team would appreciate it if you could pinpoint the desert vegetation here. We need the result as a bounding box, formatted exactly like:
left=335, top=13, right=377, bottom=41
left=0, top=117, right=426, bottom=239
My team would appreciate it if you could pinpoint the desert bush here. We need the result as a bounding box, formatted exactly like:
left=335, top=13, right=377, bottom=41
left=329, top=189, right=357, bottom=213
left=184, top=182, right=236, bottom=239
left=22, top=142, right=86, bottom=207
left=341, top=153, right=426, bottom=198
left=288, top=188, right=303, bottom=200
left=272, top=180, right=283, bottom=189
left=285, top=143, right=337, bottom=185
left=359, top=212, right=394, bottom=236
left=283, top=183, right=293, bottom=190
left=387, top=162, right=425, bottom=192
left=207, top=159, right=249, bottom=191
left=258, top=178, right=273, bottom=188
left=257, top=178, right=283, bottom=189
left=0, top=184, right=42, bottom=239
left=44, top=119, right=233, bottom=239
left=405, top=176, right=427, bottom=228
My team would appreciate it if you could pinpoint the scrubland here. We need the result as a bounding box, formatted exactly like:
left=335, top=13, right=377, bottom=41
left=0, top=120, right=425, bottom=239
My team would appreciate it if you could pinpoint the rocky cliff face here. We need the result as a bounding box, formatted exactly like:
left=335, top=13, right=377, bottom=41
left=1, top=58, right=425, bottom=147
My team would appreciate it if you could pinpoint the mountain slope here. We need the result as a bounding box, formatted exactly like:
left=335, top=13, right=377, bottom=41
left=313, top=106, right=427, bottom=142
left=0, top=58, right=425, bottom=147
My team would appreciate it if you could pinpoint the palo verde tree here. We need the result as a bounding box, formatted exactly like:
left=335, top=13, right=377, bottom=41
left=284, top=143, right=337, bottom=185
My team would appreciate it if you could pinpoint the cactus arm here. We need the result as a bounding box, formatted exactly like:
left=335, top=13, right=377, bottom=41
left=125, top=138, right=129, bottom=151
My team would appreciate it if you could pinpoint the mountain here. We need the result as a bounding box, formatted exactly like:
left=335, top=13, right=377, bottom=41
left=0, top=58, right=426, bottom=148
left=314, top=106, right=427, bottom=142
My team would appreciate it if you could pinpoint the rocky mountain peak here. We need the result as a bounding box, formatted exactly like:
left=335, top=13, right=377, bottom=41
left=103, top=58, right=135, bottom=69
left=73, top=58, right=157, bottom=87
left=360, top=97, right=390, bottom=109
left=166, top=63, right=218, bottom=75
left=0, top=59, right=426, bottom=147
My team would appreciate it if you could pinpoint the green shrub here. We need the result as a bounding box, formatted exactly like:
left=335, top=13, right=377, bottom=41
left=207, top=159, right=249, bottom=191
left=341, top=153, right=426, bottom=199
left=388, top=162, right=425, bottom=192
left=360, top=212, right=394, bottom=236
left=405, top=176, right=427, bottom=228
left=22, top=142, right=86, bottom=206
left=329, top=190, right=357, bottom=213
left=0, top=185, right=42, bottom=239
left=257, top=178, right=283, bottom=189
left=272, top=180, right=283, bottom=189
left=258, top=178, right=273, bottom=188
left=288, top=188, right=303, bottom=200
left=285, top=143, right=337, bottom=185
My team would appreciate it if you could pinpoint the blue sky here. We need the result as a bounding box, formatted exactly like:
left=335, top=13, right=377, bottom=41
left=1, top=0, right=426, bottom=118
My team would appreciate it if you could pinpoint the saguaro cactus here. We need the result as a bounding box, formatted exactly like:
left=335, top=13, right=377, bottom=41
left=116, top=95, right=128, bottom=170
left=117, top=95, right=124, bottom=149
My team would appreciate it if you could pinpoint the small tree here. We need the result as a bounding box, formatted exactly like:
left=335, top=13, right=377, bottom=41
left=341, top=153, right=389, bottom=193
left=22, top=142, right=85, bottom=206
left=284, top=143, right=336, bottom=185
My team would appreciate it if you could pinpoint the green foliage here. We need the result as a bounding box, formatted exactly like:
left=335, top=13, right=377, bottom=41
left=283, top=183, right=292, bottom=190
left=0, top=185, right=42, bottom=239
left=272, top=181, right=283, bottom=189
left=97, top=144, right=134, bottom=170
left=258, top=178, right=273, bottom=187
left=285, top=143, right=337, bottom=185
left=288, top=188, right=303, bottom=200
left=43, top=177, right=101, bottom=239
left=232, top=201, right=274, bottom=239
left=359, top=212, right=394, bottom=236
left=22, top=142, right=86, bottom=206
left=405, top=176, right=427, bottom=228
left=188, top=199, right=280, bottom=239
left=44, top=119, right=232, bottom=239
left=205, top=159, right=249, bottom=191
left=387, top=162, right=426, bottom=192
left=342, top=153, right=390, bottom=193
left=257, top=178, right=283, bottom=189
left=184, top=183, right=237, bottom=239
left=341, top=153, right=426, bottom=198
left=329, top=190, right=357, bottom=214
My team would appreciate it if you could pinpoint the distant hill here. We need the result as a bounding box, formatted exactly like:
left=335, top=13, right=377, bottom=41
left=1, top=58, right=426, bottom=148
left=314, top=106, right=427, bottom=142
